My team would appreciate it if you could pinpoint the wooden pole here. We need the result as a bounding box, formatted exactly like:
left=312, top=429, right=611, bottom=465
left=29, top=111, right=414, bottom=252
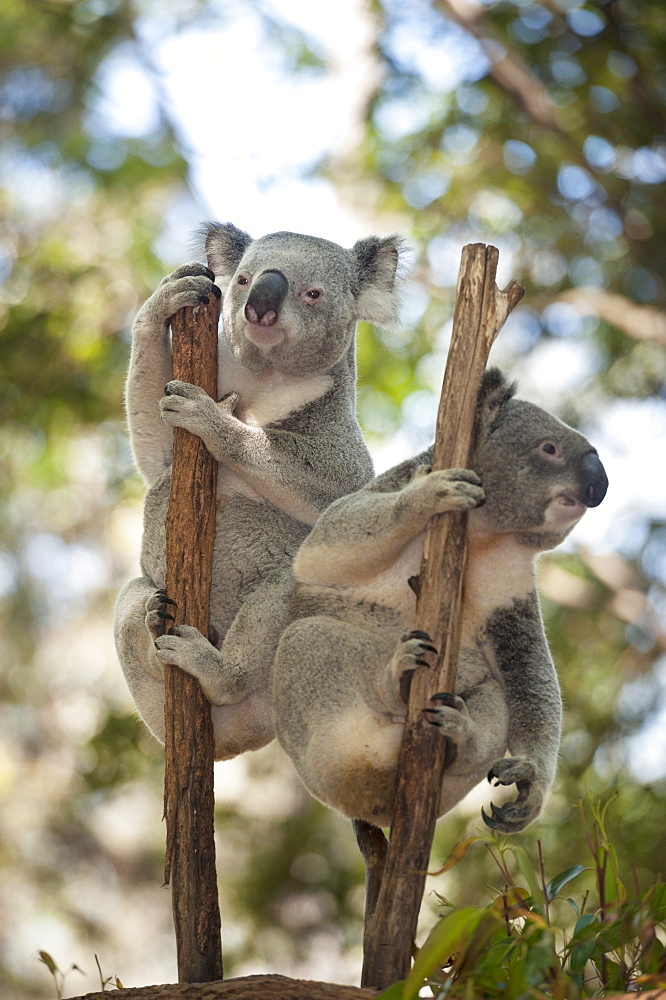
left=164, top=293, right=223, bottom=983
left=361, top=244, right=524, bottom=989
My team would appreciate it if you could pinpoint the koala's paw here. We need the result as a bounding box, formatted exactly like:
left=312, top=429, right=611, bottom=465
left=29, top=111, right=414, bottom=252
left=406, top=467, right=484, bottom=517
left=429, top=468, right=485, bottom=513
left=422, top=691, right=469, bottom=742
left=145, top=589, right=177, bottom=642
left=159, top=379, right=217, bottom=432
left=154, top=625, right=224, bottom=703
left=391, top=630, right=438, bottom=703
left=141, top=263, right=221, bottom=327
left=481, top=757, right=543, bottom=834
left=150, top=625, right=213, bottom=676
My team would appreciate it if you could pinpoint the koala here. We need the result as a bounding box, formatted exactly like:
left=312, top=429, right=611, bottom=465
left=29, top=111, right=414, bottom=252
left=272, top=369, right=608, bottom=832
left=115, top=223, right=408, bottom=760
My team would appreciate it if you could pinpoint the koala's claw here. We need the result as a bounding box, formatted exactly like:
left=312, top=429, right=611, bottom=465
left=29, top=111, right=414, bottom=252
left=482, top=757, right=542, bottom=834
left=145, top=589, right=178, bottom=642
left=400, top=630, right=438, bottom=655
left=422, top=692, right=468, bottom=739
left=217, top=391, right=240, bottom=413
left=395, top=630, right=438, bottom=703
left=163, top=379, right=202, bottom=398
left=141, top=266, right=221, bottom=325
left=431, top=692, right=463, bottom=707
left=154, top=589, right=177, bottom=608
left=487, top=757, right=536, bottom=786
left=481, top=798, right=535, bottom=834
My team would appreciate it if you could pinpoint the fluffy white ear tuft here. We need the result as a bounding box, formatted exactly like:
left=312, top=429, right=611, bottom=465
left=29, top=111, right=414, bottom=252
left=199, top=222, right=254, bottom=286
left=352, top=234, right=412, bottom=328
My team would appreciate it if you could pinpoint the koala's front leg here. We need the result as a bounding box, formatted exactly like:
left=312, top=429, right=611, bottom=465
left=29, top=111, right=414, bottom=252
left=128, top=264, right=221, bottom=485
left=482, top=594, right=562, bottom=834
left=159, top=380, right=325, bottom=522
left=294, top=466, right=485, bottom=588
left=395, top=465, right=485, bottom=528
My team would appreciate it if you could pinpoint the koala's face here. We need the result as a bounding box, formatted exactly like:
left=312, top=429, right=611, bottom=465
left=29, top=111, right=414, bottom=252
left=473, top=399, right=608, bottom=549
left=220, top=233, right=359, bottom=378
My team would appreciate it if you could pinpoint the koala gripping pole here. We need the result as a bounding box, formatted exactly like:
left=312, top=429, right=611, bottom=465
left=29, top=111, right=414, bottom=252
left=361, top=245, right=524, bottom=989
left=164, top=295, right=223, bottom=983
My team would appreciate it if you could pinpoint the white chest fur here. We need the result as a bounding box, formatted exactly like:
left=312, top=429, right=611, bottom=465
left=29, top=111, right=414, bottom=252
left=463, top=529, right=536, bottom=622
left=216, top=337, right=332, bottom=429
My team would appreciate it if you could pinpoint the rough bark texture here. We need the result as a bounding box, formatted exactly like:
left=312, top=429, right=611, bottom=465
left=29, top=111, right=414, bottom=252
left=65, top=981, right=666, bottom=1000
left=67, top=975, right=381, bottom=1000
left=164, top=296, right=223, bottom=983
left=361, top=244, right=524, bottom=989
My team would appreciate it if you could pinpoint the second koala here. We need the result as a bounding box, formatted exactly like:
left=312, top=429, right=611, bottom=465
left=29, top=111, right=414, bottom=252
left=272, top=370, right=608, bottom=833
left=115, top=223, right=407, bottom=760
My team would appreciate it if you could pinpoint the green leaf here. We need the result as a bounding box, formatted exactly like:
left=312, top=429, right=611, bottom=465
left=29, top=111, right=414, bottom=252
left=571, top=913, right=600, bottom=939
left=546, top=865, right=587, bottom=900
left=508, top=844, right=544, bottom=905
left=649, top=882, right=666, bottom=920
left=569, top=934, right=598, bottom=973
left=376, top=982, right=404, bottom=1000
left=402, top=907, right=485, bottom=1000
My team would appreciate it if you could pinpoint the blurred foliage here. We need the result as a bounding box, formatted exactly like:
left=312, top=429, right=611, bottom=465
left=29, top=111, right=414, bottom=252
left=0, top=0, right=664, bottom=997
left=383, top=795, right=666, bottom=1000
left=341, top=0, right=666, bottom=972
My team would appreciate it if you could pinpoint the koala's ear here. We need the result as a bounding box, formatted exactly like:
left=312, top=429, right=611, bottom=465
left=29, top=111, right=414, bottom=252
left=351, top=234, right=412, bottom=328
left=475, top=367, right=517, bottom=439
left=201, top=222, right=254, bottom=287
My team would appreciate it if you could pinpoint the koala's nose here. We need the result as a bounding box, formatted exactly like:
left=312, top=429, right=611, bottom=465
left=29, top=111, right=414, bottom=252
left=580, top=452, right=609, bottom=507
left=244, top=270, right=288, bottom=327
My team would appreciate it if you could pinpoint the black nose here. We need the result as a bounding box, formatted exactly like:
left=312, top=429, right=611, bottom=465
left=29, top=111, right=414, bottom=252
left=244, top=270, right=288, bottom=327
left=580, top=451, right=608, bottom=507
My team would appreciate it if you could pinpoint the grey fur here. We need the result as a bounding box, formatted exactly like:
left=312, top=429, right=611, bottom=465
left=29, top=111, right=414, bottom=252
left=115, top=223, right=408, bottom=760
left=272, top=369, right=608, bottom=831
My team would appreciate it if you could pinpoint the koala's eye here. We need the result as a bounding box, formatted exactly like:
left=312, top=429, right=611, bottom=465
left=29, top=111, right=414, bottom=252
left=300, top=287, right=322, bottom=303
left=237, top=275, right=249, bottom=286
left=539, top=441, right=563, bottom=460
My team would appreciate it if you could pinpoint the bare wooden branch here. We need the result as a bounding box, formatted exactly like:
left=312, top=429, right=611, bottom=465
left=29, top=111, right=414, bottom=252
left=361, top=245, right=524, bottom=988
left=164, top=294, right=223, bottom=984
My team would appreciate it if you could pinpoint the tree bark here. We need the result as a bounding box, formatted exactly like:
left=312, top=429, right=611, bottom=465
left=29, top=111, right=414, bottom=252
left=164, top=295, right=223, bottom=983
left=68, top=974, right=381, bottom=1000
left=65, top=976, right=665, bottom=1000
left=361, top=244, right=524, bottom=989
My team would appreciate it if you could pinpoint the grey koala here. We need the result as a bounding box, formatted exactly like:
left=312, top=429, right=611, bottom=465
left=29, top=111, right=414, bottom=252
left=272, top=369, right=608, bottom=833
left=114, top=223, right=408, bottom=760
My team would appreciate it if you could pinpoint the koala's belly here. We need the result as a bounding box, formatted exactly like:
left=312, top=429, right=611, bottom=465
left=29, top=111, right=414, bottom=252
left=215, top=492, right=308, bottom=569
left=139, top=475, right=309, bottom=635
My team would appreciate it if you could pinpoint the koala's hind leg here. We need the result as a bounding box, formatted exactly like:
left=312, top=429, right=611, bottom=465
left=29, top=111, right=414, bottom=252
left=114, top=576, right=170, bottom=744
left=273, top=614, right=404, bottom=825
left=218, top=567, right=296, bottom=703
